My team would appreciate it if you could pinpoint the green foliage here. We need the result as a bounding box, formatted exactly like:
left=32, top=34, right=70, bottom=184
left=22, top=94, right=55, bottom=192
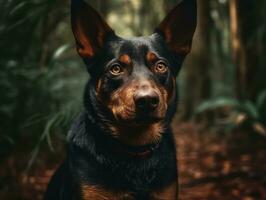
left=196, top=91, right=266, bottom=134
left=0, top=0, right=86, bottom=160
left=195, top=98, right=239, bottom=114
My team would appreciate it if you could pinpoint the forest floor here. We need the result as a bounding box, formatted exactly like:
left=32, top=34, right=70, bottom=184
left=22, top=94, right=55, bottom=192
left=1, top=122, right=266, bottom=200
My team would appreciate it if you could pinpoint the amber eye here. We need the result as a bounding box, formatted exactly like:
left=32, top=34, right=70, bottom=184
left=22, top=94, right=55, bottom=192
left=109, top=64, right=124, bottom=75
left=155, top=61, right=168, bottom=74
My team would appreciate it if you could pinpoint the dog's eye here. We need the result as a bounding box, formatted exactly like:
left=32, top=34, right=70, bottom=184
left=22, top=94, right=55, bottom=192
left=154, top=61, right=168, bottom=74
left=109, top=64, right=124, bottom=75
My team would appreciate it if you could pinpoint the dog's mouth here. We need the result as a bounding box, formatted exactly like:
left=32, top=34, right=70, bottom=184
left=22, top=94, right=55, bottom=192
left=130, top=114, right=163, bottom=124
left=113, top=109, right=165, bottom=126
left=135, top=117, right=162, bottom=125
left=105, top=106, right=166, bottom=146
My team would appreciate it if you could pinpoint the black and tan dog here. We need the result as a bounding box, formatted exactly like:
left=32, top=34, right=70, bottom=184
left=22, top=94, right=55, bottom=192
left=44, top=0, right=197, bottom=199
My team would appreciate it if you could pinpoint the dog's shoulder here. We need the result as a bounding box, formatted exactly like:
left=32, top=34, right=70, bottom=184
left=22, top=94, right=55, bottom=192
left=67, top=112, right=87, bottom=141
left=44, top=162, right=74, bottom=200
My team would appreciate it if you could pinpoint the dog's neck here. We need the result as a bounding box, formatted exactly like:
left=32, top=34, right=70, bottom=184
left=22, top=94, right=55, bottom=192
left=85, top=108, right=163, bottom=158
left=68, top=111, right=177, bottom=191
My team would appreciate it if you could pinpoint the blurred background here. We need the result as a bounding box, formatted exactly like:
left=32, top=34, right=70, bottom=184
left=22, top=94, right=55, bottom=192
left=0, top=0, right=266, bottom=199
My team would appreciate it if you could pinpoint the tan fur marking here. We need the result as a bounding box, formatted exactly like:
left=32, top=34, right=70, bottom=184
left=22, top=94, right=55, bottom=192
left=75, top=21, right=94, bottom=58
left=119, top=54, right=131, bottom=65
left=107, top=79, right=169, bottom=145
left=109, top=122, right=164, bottom=146
left=146, top=52, right=158, bottom=63
left=96, top=78, right=102, bottom=96
left=81, top=185, right=133, bottom=200
left=151, top=182, right=178, bottom=200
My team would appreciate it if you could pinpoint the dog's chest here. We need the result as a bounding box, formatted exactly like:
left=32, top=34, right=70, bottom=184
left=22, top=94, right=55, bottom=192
left=81, top=181, right=177, bottom=200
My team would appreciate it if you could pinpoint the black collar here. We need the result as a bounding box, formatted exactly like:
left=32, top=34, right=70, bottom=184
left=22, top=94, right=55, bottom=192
left=110, top=139, right=161, bottom=158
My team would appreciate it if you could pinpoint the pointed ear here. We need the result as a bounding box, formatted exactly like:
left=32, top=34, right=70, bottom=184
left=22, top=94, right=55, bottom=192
left=155, top=0, right=197, bottom=56
left=71, top=0, right=114, bottom=60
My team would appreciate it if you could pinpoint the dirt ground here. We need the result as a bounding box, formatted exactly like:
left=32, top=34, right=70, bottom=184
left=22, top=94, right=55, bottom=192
left=174, top=123, right=266, bottom=200
left=1, top=122, right=266, bottom=200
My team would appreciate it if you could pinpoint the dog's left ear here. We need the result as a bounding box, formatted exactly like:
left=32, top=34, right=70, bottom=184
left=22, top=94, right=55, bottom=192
left=155, top=0, right=197, bottom=57
left=71, top=0, right=114, bottom=61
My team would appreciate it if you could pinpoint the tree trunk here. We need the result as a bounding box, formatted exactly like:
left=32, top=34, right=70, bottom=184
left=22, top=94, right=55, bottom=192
left=229, top=0, right=258, bottom=100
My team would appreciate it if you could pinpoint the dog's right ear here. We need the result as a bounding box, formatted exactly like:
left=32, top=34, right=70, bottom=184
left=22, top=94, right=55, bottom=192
left=71, top=0, right=114, bottom=62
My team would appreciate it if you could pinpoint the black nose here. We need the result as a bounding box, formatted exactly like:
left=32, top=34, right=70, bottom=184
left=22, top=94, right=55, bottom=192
left=134, top=91, right=159, bottom=111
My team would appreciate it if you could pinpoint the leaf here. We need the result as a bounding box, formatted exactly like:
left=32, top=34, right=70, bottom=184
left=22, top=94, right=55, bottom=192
left=256, top=90, right=266, bottom=109
left=43, top=114, right=60, bottom=152
left=253, top=122, right=266, bottom=136
left=242, top=101, right=259, bottom=119
left=195, top=98, right=239, bottom=114
left=235, top=113, right=248, bottom=125
left=0, top=134, right=15, bottom=145
left=9, top=2, right=27, bottom=16
left=52, top=44, right=71, bottom=60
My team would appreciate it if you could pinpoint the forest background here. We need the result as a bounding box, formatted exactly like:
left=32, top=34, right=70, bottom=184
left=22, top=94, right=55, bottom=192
left=1, top=0, right=266, bottom=199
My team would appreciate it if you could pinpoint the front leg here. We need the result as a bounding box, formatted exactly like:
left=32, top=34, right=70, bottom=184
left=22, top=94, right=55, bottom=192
left=151, top=181, right=178, bottom=200
left=81, top=184, right=134, bottom=200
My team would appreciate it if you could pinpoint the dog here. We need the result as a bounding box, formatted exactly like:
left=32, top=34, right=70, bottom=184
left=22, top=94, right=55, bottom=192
left=44, top=0, right=197, bottom=199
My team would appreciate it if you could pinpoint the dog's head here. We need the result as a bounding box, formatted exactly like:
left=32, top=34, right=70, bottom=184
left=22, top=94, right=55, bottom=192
left=71, top=0, right=197, bottom=145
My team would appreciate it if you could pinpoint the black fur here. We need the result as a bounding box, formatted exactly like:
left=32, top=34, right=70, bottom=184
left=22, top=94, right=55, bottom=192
left=45, top=34, right=180, bottom=200
left=45, top=0, right=197, bottom=199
